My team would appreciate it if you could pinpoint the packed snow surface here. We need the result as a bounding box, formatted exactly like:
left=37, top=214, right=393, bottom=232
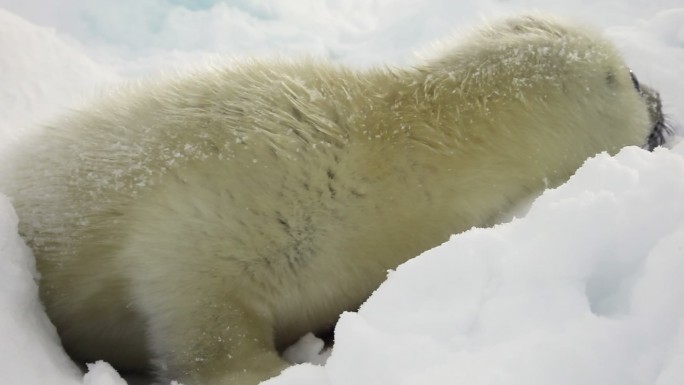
left=0, top=1, right=683, bottom=384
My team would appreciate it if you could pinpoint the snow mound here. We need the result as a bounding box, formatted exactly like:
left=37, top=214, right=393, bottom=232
left=268, top=144, right=684, bottom=385
left=0, top=9, right=117, bottom=138
left=82, top=362, right=127, bottom=385
left=0, top=193, right=81, bottom=385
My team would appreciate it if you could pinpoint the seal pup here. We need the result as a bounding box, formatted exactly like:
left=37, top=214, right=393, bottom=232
left=1, top=14, right=670, bottom=385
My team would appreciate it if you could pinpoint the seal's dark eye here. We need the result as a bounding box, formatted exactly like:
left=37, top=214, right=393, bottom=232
left=630, top=70, right=642, bottom=94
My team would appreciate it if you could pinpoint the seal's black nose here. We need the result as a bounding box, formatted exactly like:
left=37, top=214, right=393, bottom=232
left=637, top=80, right=673, bottom=151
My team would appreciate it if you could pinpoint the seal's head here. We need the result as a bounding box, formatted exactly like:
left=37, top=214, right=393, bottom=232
left=416, top=14, right=675, bottom=161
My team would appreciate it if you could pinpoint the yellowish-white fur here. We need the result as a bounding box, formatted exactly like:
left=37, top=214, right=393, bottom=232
left=2, top=15, right=656, bottom=385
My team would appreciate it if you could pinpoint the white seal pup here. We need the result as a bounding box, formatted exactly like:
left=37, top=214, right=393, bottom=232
left=1, top=14, right=669, bottom=385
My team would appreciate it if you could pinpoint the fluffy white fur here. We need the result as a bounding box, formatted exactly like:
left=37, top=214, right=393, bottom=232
left=1, top=15, right=658, bottom=385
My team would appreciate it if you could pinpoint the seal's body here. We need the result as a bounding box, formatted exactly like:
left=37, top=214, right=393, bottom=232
left=2, top=15, right=666, bottom=385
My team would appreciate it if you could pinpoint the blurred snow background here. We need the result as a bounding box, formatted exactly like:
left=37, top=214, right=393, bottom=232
left=0, top=1, right=683, bottom=384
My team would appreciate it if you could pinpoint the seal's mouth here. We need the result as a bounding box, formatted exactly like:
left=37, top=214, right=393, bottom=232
left=631, top=70, right=675, bottom=151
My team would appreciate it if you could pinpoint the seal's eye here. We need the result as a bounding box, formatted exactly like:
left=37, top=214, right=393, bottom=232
left=630, top=70, right=642, bottom=95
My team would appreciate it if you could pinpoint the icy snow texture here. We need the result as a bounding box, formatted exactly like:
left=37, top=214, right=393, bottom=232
left=0, top=194, right=82, bottom=385
left=82, top=362, right=128, bottom=385
left=0, top=9, right=118, bottom=140
left=0, top=1, right=683, bottom=385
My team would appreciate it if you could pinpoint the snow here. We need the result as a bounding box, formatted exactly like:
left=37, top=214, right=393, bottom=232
left=0, top=8, right=119, bottom=153
left=82, top=362, right=127, bottom=385
left=0, top=1, right=683, bottom=385
left=0, top=194, right=81, bottom=385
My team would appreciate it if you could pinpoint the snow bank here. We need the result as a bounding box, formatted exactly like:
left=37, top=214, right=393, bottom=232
left=82, top=362, right=128, bottom=385
left=0, top=194, right=81, bottom=385
left=268, top=144, right=684, bottom=385
left=0, top=9, right=118, bottom=140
